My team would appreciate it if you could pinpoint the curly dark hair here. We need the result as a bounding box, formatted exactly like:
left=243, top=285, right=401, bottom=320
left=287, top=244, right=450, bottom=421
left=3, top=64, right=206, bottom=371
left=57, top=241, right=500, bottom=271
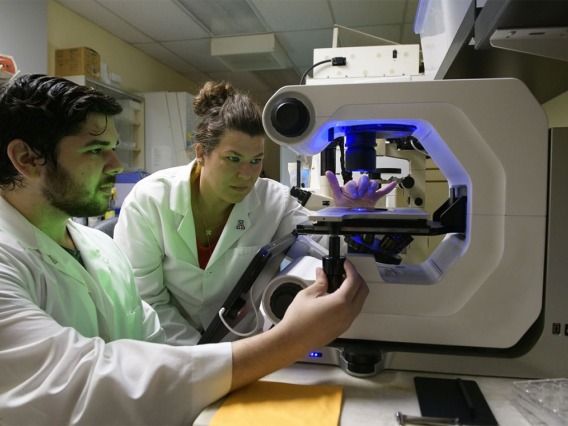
left=0, top=74, right=122, bottom=189
left=192, top=80, right=263, bottom=156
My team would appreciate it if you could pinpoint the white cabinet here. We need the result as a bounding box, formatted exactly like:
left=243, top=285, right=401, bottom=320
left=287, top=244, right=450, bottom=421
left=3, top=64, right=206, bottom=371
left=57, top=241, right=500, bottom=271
left=143, top=92, right=196, bottom=174
left=64, top=76, right=145, bottom=171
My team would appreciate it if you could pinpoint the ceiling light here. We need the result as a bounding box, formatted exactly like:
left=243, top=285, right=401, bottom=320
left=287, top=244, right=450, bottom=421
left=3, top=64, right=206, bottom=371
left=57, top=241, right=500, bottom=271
left=211, top=33, right=289, bottom=71
left=177, top=0, right=266, bottom=36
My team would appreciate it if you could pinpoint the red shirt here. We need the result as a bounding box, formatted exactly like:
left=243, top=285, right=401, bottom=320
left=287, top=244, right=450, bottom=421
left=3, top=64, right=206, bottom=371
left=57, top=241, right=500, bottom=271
left=196, top=241, right=216, bottom=269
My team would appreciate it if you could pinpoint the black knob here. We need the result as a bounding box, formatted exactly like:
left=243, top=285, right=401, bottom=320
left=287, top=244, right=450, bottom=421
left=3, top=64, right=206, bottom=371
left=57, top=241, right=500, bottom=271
left=400, top=176, right=415, bottom=189
left=269, top=282, right=303, bottom=320
left=270, top=97, right=310, bottom=138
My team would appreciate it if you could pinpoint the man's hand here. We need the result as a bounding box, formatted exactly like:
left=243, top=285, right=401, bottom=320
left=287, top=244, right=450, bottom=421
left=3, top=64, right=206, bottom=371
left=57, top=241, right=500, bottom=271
left=279, top=260, right=368, bottom=348
left=230, top=260, right=368, bottom=391
left=326, top=170, right=397, bottom=208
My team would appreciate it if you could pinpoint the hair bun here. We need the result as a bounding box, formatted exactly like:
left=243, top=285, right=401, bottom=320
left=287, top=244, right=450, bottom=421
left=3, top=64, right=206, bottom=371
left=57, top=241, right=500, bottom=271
left=193, top=81, right=235, bottom=116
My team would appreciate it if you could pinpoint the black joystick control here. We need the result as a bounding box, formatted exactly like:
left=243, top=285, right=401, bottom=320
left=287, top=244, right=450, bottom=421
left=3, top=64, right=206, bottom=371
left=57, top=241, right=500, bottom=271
left=324, top=234, right=345, bottom=293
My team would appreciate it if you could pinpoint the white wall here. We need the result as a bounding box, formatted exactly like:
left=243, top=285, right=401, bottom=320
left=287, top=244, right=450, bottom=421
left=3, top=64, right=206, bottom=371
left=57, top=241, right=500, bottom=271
left=0, top=0, right=48, bottom=74
left=48, top=0, right=198, bottom=94
left=543, top=91, right=568, bottom=128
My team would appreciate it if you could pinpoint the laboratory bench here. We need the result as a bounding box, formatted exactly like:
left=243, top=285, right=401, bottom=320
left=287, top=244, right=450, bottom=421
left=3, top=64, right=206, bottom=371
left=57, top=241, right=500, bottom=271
left=194, top=363, right=532, bottom=425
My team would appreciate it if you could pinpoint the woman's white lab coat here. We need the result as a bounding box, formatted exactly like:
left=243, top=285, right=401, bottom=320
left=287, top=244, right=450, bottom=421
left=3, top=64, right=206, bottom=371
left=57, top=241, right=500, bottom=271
left=0, top=196, right=232, bottom=425
left=114, top=161, right=311, bottom=345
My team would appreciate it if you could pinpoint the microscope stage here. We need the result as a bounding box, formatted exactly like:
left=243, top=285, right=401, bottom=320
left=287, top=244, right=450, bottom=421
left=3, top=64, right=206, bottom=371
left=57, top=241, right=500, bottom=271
left=308, top=207, right=428, bottom=222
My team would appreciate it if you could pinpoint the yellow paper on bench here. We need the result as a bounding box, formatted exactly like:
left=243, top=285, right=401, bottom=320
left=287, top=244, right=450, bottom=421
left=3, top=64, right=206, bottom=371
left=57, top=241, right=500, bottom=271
left=210, top=381, right=343, bottom=426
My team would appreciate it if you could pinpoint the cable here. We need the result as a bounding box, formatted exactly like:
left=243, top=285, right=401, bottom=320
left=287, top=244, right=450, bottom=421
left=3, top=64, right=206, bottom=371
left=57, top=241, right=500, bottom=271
left=217, top=281, right=262, bottom=338
left=410, top=137, right=428, bottom=155
left=300, top=59, right=330, bottom=85
left=300, top=57, right=347, bottom=85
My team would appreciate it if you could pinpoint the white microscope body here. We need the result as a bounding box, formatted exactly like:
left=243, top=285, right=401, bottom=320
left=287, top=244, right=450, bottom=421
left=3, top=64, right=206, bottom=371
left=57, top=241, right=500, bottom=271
left=262, top=79, right=568, bottom=378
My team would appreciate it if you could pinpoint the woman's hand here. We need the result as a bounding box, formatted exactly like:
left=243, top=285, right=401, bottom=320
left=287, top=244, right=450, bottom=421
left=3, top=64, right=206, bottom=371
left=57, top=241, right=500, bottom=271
left=326, top=170, right=397, bottom=208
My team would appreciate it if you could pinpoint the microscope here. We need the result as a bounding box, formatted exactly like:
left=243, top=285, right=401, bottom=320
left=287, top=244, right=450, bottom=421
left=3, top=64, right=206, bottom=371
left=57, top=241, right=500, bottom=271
left=261, top=78, right=568, bottom=379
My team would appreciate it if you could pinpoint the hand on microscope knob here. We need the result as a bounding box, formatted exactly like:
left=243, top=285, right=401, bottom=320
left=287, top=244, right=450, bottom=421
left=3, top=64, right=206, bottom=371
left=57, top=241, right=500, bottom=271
left=278, top=260, right=369, bottom=348
left=326, top=171, right=397, bottom=209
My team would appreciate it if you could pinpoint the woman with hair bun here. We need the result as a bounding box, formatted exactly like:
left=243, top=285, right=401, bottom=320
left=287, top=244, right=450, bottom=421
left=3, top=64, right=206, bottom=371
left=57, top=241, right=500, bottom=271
left=114, top=80, right=394, bottom=345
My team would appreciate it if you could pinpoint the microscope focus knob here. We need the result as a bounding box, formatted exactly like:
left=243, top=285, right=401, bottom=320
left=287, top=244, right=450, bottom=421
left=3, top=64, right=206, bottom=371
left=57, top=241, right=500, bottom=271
left=269, top=282, right=303, bottom=321
left=400, top=175, right=415, bottom=189
left=270, top=97, right=310, bottom=137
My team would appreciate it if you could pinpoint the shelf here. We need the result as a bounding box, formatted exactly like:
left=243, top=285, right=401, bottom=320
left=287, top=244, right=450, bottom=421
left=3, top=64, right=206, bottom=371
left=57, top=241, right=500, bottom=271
left=62, top=75, right=146, bottom=170
left=116, top=146, right=141, bottom=153
left=115, top=116, right=142, bottom=126
left=64, top=75, right=143, bottom=102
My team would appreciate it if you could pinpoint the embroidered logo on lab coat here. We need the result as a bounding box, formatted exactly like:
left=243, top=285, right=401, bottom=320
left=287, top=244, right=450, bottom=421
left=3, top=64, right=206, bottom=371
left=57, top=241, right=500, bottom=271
left=236, top=220, right=245, bottom=230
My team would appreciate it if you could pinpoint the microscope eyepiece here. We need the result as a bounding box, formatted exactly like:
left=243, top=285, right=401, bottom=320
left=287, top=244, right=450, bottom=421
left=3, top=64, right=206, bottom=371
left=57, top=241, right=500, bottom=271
left=270, top=97, right=310, bottom=138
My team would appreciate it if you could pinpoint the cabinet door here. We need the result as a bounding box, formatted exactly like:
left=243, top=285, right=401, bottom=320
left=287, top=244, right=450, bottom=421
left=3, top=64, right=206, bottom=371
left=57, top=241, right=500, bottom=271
left=114, top=98, right=144, bottom=171
left=143, top=91, right=195, bottom=173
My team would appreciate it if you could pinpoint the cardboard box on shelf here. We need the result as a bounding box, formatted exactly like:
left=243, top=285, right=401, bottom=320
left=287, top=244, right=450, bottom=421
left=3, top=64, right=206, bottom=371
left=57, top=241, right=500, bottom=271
left=55, top=47, right=100, bottom=80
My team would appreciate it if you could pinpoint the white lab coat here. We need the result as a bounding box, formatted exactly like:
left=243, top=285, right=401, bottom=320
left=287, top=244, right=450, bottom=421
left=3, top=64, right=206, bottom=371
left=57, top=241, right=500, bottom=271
left=114, top=161, right=311, bottom=345
left=0, top=196, right=232, bottom=425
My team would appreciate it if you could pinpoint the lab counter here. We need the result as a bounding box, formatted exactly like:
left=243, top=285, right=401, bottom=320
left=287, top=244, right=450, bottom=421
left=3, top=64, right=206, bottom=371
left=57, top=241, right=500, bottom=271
left=194, top=363, right=531, bottom=425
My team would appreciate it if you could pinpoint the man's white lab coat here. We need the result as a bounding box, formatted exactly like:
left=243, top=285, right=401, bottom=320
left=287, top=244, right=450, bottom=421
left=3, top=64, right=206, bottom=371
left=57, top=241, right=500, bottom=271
left=114, top=162, right=311, bottom=345
left=0, top=196, right=232, bottom=425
